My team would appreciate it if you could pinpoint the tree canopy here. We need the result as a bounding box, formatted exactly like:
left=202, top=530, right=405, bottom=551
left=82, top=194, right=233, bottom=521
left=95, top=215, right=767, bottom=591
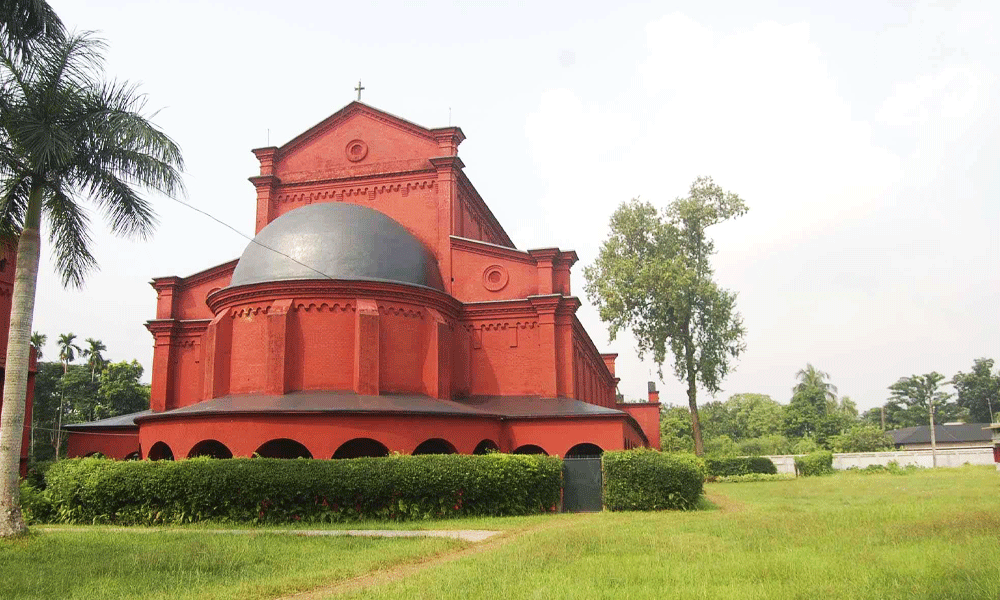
left=585, top=177, right=747, bottom=455
left=951, top=358, right=999, bottom=423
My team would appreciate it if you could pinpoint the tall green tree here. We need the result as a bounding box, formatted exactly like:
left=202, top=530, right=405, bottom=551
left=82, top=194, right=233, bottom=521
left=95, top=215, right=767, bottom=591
left=0, top=0, right=63, bottom=59
left=784, top=364, right=849, bottom=444
left=951, top=358, right=999, bottom=423
left=584, top=177, right=747, bottom=455
left=0, top=33, right=183, bottom=537
left=887, top=373, right=959, bottom=428
left=28, top=330, right=43, bottom=359
left=726, top=393, right=784, bottom=439
left=53, top=332, right=80, bottom=457
left=95, top=360, right=148, bottom=419
left=81, top=337, right=106, bottom=382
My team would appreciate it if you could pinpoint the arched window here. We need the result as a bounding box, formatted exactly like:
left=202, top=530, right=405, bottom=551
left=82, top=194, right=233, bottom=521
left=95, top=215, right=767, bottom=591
left=333, top=438, right=390, bottom=459
left=254, top=439, right=312, bottom=459
left=512, top=444, right=548, bottom=455
left=412, top=438, right=457, bottom=455
left=188, top=439, right=233, bottom=459
left=473, top=439, right=500, bottom=455
left=147, top=441, right=174, bottom=461
left=565, top=443, right=603, bottom=458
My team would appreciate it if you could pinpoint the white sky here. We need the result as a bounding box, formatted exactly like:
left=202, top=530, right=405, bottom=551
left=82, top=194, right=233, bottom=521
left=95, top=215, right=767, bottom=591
left=36, top=0, right=999, bottom=413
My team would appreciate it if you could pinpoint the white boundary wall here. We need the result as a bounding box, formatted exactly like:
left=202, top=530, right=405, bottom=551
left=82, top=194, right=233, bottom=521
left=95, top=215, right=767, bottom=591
left=765, top=448, right=995, bottom=474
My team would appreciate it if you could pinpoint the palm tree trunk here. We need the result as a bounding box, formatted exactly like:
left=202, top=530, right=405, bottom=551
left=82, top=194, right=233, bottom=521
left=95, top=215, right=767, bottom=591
left=0, top=185, right=43, bottom=537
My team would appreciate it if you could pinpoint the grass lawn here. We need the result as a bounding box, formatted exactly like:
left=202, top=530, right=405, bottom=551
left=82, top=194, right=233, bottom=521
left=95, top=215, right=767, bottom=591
left=0, top=530, right=461, bottom=600
left=338, top=465, right=1000, bottom=600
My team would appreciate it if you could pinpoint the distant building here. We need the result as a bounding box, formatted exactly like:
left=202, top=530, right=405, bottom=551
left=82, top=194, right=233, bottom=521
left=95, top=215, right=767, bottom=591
left=888, top=423, right=993, bottom=451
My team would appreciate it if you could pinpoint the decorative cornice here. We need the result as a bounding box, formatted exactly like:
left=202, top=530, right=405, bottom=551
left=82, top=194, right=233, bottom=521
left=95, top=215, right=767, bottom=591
left=461, top=298, right=539, bottom=320
left=428, top=155, right=466, bottom=170
left=207, top=279, right=462, bottom=320
left=455, top=171, right=514, bottom=248
left=144, top=319, right=212, bottom=338
left=150, top=260, right=238, bottom=291
left=450, top=236, right=536, bottom=266
left=272, top=178, right=436, bottom=206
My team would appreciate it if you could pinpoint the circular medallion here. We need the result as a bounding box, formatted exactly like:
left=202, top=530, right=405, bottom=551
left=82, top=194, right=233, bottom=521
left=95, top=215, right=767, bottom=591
left=482, top=265, right=509, bottom=292
left=345, top=139, right=368, bottom=162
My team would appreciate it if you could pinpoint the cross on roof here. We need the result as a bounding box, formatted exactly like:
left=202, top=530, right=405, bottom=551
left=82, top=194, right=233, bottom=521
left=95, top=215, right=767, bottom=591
left=354, top=80, right=365, bottom=101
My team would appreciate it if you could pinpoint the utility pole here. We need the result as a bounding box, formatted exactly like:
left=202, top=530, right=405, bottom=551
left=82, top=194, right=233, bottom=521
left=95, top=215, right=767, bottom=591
left=929, top=402, right=937, bottom=468
left=880, top=406, right=886, bottom=431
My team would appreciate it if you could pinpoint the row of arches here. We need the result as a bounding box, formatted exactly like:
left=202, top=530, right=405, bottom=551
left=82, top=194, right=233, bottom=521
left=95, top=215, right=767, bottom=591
left=146, top=439, right=603, bottom=461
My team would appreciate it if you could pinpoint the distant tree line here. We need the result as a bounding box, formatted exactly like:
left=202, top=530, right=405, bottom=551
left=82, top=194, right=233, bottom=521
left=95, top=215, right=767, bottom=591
left=29, top=332, right=149, bottom=461
left=660, top=357, right=999, bottom=456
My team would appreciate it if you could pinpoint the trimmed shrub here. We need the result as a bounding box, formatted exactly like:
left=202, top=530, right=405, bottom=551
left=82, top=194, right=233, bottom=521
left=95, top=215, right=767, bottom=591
left=704, top=456, right=777, bottom=477
left=19, top=481, right=54, bottom=524
left=603, top=450, right=704, bottom=511
left=43, top=454, right=562, bottom=525
left=794, top=450, right=834, bottom=476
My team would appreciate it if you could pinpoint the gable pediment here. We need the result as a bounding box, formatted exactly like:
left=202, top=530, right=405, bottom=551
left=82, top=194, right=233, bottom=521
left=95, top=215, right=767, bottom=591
left=272, top=102, right=463, bottom=183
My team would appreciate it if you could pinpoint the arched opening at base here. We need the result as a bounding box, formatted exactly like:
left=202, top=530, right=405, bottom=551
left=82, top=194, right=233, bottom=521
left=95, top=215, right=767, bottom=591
left=188, top=439, right=234, bottom=459
left=254, top=438, right=312, bottom=459
left=333, top=438, right=390, bottom=459
left=473, top=439, right=500, bottom=455
left=147, top=441, right=174, bottom=461
left=412, top=438, right=457, bottom=455
left=513, top=444, right=548, bottom=455
left=565, top=443, right=603, bottom=458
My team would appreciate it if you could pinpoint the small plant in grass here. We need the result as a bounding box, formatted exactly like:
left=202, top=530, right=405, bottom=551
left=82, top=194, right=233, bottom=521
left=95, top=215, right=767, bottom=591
left=714, top=473, right=795, bottom=483
left=794, top=450, right=834, bottom=476
left=603, top=449, right=704, bottom=511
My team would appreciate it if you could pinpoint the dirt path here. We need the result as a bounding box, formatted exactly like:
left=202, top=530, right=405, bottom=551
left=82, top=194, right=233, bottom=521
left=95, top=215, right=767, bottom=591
left=272, top=516, right=588, bottom=600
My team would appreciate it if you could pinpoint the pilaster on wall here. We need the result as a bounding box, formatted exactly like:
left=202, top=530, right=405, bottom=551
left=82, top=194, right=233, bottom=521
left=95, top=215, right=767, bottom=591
left=528, top=295, right=561, bottom=397
left=251, top=146, right=280, bottom=234
left=424, top=308, right=451, bottom=400
left=147, top=321, right=175, bottom=413
left=429, top=155, right=465, bottom=296
left=202, top=309, right=233, bottom=400
left=354, top=299, right=380, bottom=395
left=151, top=277, right=182, bottom=320
left=265, top=299, right=293, bottom=395
left=528, top=249, right=578, bottom=296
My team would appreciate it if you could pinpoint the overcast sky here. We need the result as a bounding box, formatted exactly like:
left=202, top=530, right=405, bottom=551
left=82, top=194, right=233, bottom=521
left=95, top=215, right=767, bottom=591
left=37, top=0, right=999, bottom=413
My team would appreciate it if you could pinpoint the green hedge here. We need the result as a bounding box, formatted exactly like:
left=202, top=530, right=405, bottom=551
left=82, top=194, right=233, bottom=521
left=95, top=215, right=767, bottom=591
left=794, top=450, right=834, bottom=476
left=603, top=450, right=704, bottom=511
left=41, top=454, right=562, bottom=525
left=704, top=456, right=777, bottom=477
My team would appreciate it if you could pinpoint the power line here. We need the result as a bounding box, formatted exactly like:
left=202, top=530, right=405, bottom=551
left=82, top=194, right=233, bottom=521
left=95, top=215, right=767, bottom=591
left=165, top=196, right=335, bottom=281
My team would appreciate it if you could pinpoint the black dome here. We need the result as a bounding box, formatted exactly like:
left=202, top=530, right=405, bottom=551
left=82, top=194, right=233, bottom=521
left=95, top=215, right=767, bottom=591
left=229, top=203, right=444, bottom=291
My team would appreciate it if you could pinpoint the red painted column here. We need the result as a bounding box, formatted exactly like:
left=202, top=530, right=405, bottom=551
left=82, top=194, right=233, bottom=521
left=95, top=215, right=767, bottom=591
left=529, top=296, right=560, bottom=397
left=265, top=299, right=293, bottom=395
left=354, top=299, right=379, bottom=395
left=147, top=322, right=176, bottom=412
left=429, top=156, right=465, bottom=296
left=250, top=147, right=279, bottom=234
left=202, top=308, right=232, bottom=400
left=424, top=308, right=451, bottom=400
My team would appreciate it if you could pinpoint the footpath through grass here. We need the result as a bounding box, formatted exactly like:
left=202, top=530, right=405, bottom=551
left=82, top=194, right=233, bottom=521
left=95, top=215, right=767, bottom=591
left=341, top=465, right=1000, bottom=600
left=0, top=530, right=460, bottom=600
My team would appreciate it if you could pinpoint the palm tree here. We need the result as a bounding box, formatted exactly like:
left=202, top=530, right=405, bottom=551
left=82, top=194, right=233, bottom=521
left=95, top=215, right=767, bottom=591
left=81, top=337, right=106, bottom=382
left=0, top=0, right=64, bottom=60
left=793, top=363, right=838, bottom=401
left=28, top=331, right=43, bottom=359
left=52, top=332, right=80, bottom=460
left=0, top=33, right=183, bottom=537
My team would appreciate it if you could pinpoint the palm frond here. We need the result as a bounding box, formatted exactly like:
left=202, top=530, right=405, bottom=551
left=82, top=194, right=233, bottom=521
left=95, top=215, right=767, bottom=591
left=0, top=171, right=29, bottom=239
left=44, top=186, right=96, bottom=288
left=0, top=0, right=65, bottom=61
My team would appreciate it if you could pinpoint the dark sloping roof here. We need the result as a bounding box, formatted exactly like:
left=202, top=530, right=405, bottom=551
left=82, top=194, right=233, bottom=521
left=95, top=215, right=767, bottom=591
left=888, top=423, right=993, bottom=445
left=62, top=410, right=151, bottom=430
left=229, top=203, right=444, bottom=291
left=133, top=391, right=627, bottom=423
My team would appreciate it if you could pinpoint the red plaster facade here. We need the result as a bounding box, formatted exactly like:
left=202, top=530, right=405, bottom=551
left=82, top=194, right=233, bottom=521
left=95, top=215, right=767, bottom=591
left=65, top=103, right=660, bottom=460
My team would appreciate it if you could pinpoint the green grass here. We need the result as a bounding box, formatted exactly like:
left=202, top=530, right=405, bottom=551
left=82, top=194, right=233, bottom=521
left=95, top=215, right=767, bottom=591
left=7, top=466, right=999, bottom=599
left=336, top=465, right=1000, bottom=600
left=0, top=530, right=460, bottom=600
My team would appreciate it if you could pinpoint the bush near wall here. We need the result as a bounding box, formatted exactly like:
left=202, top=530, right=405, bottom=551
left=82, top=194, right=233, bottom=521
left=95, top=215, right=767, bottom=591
left=40, top=454, right=562, bottom=525
left=704, top=457, right=777, bottom=478
left=794, top=450, right=834, bottom=476
left=603, top=450, right=704, bottom=511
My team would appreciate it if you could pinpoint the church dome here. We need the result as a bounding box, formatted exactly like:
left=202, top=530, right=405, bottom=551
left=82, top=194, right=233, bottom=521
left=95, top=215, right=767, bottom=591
left=229, top=203, right=444, bottom=291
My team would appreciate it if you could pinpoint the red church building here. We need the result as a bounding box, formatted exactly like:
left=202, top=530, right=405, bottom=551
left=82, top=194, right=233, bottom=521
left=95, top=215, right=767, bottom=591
left=65, top=102, right=660, bottom=460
